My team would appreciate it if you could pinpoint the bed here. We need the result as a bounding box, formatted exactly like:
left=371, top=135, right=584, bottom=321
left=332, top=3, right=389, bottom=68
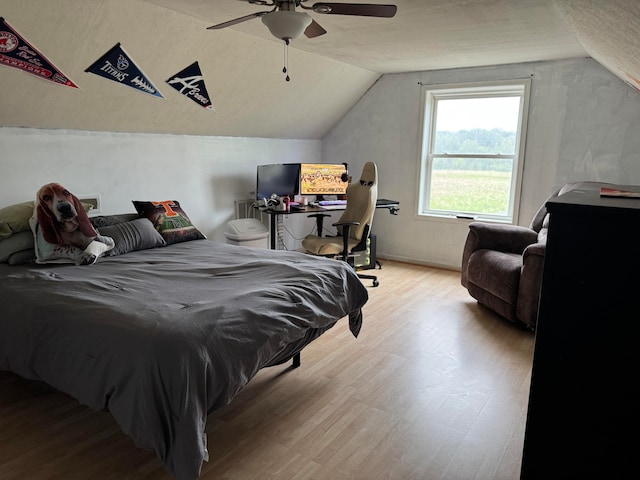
left=0, top=230, right=368, bottom=479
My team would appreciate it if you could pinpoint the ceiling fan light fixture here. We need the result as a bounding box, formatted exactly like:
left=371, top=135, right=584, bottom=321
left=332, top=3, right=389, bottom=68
left=261, top=11, right=312, bottom=40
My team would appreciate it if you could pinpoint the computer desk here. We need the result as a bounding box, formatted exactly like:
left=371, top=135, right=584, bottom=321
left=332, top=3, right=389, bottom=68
left=260, top=199, right=400, bottom=250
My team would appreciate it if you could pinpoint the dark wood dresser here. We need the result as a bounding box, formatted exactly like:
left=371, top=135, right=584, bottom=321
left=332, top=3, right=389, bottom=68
left=521, top=184, right=640, bottom=479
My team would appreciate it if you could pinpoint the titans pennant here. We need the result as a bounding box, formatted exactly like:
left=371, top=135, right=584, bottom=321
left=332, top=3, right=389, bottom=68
left=85, top=43, right=163, bottom=98
left=166, top=61, right=214, bottom=111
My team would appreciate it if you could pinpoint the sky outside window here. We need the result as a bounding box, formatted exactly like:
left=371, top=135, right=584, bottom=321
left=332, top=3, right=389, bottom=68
left=435, top=97, right=521, bottom=131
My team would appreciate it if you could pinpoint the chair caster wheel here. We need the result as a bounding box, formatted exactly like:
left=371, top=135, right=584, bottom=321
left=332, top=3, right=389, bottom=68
left=373, top=280, right=379, bottom=287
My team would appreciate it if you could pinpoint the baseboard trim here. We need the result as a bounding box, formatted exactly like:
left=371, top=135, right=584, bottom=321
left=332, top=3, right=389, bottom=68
left=377, top=253, right=461, bottom=272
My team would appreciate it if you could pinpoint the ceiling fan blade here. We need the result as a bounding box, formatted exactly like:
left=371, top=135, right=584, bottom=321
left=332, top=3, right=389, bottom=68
left=304, top=19, right=327, bottom=38
left=207, top=11, right=270, bottom=30
left=312, top=3, right=397, bottom=18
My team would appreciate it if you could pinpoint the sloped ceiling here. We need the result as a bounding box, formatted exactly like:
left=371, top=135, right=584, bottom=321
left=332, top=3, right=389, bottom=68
left=555, top=0, right=640, bottom=92
left=0, top=1, right=636, bottom=139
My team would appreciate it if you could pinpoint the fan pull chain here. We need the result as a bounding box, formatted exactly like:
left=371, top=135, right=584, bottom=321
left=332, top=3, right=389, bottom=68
left=282, top=39, right=290, bottom=82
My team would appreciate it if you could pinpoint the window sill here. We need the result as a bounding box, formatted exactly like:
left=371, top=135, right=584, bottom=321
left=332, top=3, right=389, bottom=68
left=416, top=213, right=513, bottom=224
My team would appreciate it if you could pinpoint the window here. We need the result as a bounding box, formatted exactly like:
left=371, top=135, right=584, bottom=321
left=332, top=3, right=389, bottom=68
left=418, top=80, right=530, bottom=223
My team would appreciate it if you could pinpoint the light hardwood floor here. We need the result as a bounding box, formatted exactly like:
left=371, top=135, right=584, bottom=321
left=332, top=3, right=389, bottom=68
left=0, top=261, right=535, bottom=480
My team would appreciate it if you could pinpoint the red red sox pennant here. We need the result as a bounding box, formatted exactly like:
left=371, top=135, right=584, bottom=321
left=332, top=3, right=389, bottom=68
left=166, top=61, right=214, bottom=111
left=0, top=17, right=78, bottom=88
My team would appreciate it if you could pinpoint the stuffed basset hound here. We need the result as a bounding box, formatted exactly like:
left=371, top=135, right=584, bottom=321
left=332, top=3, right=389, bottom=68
left=29, top=183, right=114, bottom=265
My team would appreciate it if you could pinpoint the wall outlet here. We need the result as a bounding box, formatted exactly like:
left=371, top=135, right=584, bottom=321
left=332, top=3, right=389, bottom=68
left=78, top=194, right=101, bottom=215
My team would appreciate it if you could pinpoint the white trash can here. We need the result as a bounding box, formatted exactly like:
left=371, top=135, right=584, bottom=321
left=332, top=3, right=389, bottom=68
left=224, top=218, right=269, bottom=248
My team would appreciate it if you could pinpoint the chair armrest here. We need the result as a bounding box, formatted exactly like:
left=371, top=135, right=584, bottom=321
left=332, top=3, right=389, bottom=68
left=466, top=222, right=538, bottom=254
left=517, top=242, right=547, bottom=328
left=333, top=220, right=360, bottom=228
left=461, top=222, right=539, bottom=288
left=523, top=241, right=545, bottom=259
left=308, top=213, right=331, bottom=236
left=331, top=221, right=362, bottom=266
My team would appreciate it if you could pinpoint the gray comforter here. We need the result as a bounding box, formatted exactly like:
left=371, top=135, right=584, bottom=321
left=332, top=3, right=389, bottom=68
left=0, top=239, right=368, bottom=479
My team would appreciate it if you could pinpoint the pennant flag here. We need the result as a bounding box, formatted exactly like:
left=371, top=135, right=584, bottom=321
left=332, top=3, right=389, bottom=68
left=85, top=43, right=163, bottom=98
left=166, top=61, right=214, bottom=111
left=0, top=17, right=78, bottom=88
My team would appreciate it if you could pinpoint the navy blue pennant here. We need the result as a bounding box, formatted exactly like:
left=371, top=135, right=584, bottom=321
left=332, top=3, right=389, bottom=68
left=166, top=61, right=214, bottom=111
left=85, top=43, right=163, bottom=98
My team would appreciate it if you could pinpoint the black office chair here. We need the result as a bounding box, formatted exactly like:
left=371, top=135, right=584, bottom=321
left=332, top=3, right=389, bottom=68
left=301, top=162, right=379, bottom=287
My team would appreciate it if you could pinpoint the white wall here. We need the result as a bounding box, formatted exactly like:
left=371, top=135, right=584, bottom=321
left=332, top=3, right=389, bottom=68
left=4, top=58, right=640, bottom=266
left=0, top=128, right=321, bottom=244
left=323, top=58, right=640, bottom=269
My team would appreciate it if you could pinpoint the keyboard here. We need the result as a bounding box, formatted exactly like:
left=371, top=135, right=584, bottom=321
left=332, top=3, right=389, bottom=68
left=319, top=205, right=346, bottom=210
left=318, top=200, right=347, bottom=206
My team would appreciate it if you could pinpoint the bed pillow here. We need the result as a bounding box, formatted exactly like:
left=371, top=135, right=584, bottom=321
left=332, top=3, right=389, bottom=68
left=132, top=200, right=205, bottom=245
left=0, top=201, right=36, bottom=239
left=91, top=213, right=140, bottom=229
left=97, top=218, right=166, bottom=256
left=0, top=230, right=34, bottom=262
left=7, top=249, right=36, bottom=265
left=1, top=200, right=95, bottom=240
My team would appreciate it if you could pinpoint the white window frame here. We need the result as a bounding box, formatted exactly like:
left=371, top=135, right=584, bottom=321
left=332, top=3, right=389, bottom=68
left=417, top=79, right=531, bottom=223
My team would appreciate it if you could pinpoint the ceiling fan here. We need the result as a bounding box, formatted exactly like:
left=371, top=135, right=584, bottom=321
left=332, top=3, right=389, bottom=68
left=207, top=1, right=398, bottom=42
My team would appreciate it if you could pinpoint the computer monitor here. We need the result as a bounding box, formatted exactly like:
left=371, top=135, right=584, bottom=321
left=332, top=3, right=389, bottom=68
left=256, top=163, right=301, bottom=201
left=299, top=163, right=348, bottom=196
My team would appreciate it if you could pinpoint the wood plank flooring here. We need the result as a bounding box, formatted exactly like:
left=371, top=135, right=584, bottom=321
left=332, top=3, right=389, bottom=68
left=0, top=261, right=535, bottom=480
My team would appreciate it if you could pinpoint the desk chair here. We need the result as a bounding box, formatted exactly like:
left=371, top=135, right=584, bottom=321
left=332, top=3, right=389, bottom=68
left=301, top=162, right=379, bottom=287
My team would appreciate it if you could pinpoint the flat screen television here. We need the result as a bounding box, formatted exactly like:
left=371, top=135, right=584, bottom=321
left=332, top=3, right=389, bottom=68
left=256, top=163, right=301, bottom=201
left=300, top=163, right=348, bottom=196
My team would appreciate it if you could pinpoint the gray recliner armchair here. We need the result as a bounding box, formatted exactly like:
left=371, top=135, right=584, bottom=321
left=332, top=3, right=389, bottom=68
left=461, top=182, right=605, bottom=329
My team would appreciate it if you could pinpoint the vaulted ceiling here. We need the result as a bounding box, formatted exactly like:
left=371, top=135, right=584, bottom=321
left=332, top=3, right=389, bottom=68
left=0, top=1, right=638, bottom=139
